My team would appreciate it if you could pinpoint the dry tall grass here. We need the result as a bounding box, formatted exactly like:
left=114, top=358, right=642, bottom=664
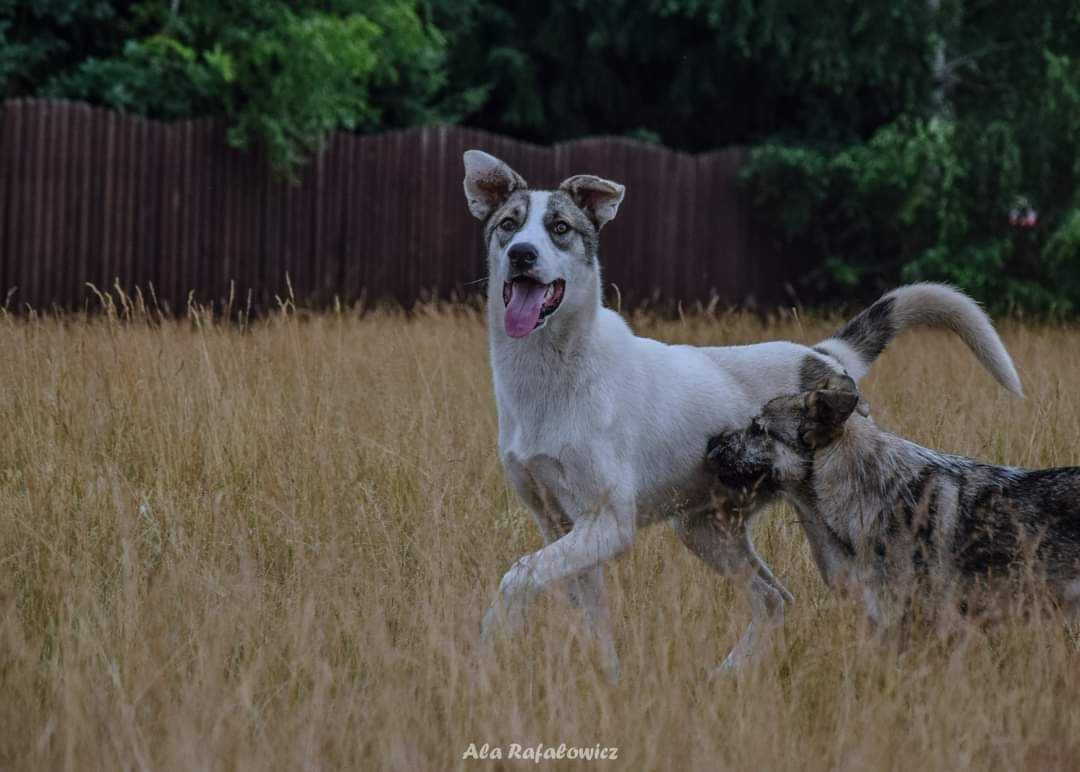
left=2, top=300, right=1080, bottom=770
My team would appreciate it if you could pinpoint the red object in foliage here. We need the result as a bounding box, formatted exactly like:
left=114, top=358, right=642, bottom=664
left=1008, top=207, right=1038, bottom=229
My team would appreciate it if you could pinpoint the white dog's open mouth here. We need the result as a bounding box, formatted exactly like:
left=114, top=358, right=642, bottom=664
left=503, top=278, right=565, bottom=338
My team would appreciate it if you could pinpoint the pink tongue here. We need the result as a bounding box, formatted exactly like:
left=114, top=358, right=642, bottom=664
left=505, top=281, right=548, bottom=338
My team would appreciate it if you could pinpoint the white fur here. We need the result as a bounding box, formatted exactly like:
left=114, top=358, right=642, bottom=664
left=886, top=283, right=1022, bottom=395
left=510, top=192, right=553, bottom=253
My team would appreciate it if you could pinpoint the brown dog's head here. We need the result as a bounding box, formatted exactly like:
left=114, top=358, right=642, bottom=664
left=706, top=375, right=861, bottom=504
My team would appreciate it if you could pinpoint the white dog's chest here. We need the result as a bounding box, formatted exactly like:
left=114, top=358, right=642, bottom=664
left=499, top=433, right=722, bottom=531
left=498, top=429, right=609, bottom=529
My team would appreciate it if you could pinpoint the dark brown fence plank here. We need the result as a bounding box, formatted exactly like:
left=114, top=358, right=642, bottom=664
left=40, top=101, right=59, bottom=307
left=0, top=102, right=14, bottom=301
left=29, top=101, right=50, bottom=308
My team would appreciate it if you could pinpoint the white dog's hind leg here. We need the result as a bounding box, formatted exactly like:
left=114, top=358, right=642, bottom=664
left=672, top=512, right=790, bottom=672
left=718, top=573, right=788, bottom=672
left=481, top=505, right=635, bottom=649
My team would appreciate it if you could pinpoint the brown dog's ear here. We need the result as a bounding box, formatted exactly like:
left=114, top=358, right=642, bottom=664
left=463, top=150, right=527, bottom=220
left=812, top=372, right=870, bottom=417
left=558, top=174, right=625, bottom=229
left=800, top=388, right=859, bottom=448
left=811, top=389, right=859, bottom=423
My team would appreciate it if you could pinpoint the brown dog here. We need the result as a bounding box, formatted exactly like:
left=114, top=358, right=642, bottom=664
left=707, top=379, right=1080, bottom=631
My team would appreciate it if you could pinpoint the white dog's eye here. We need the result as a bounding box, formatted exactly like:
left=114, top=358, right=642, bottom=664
left=552, top=220, right=570, bottom=235
left=499, top=217, right=517, bottom=231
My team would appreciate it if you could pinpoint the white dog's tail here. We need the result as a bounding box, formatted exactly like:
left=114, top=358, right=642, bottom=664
left=813, top=283, right=1023, bottom=396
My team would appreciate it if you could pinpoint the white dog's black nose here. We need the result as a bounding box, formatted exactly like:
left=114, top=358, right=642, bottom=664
left=508, top=243, right=538, bottom=273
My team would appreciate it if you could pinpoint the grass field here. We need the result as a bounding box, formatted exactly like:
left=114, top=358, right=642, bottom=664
left=3, top=300, right=1080, bottom=770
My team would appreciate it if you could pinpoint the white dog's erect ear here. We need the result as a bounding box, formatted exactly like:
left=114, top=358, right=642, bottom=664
left=558, top=174, right=626, bottom=229
left=462, top=150, right=527, bottom=220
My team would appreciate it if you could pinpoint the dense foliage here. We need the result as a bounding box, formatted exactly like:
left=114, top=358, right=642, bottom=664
left=742, top=1, right=1080, bottom=311
left=1, top=1, right=1078, bottom=309
left=1, top=0, right=464, bottom=172
left=431, top=0, right=938, bottom=150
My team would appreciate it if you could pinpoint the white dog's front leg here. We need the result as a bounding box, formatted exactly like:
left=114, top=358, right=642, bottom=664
left=522, top=508, right=620, bottom=679
left=566, top=567, right=620, bottom=682
left=481, top=507, right=635, bottom=645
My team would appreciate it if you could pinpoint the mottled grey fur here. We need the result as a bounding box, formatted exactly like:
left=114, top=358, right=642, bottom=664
left=706, top=380, right=1080, bottom=632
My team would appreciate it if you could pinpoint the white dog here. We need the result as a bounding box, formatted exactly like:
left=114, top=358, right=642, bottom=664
left=463, top=150, right=1023, bottom=676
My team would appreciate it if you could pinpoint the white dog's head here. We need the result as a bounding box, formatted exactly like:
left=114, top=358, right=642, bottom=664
left=462, top=150, right=624, bottom=339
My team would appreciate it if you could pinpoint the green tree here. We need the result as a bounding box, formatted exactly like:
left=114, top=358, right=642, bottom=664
left=2, top=0, right=459, bottom=174
left=0, top=0, right=136, bottom=99
left=431, top=0, right=938, bottom=149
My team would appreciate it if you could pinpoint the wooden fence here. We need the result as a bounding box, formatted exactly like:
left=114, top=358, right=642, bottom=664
left=0, top=99, right=805, bottom=313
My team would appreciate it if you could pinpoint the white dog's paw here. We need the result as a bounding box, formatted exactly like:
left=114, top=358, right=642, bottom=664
left=480, top=560, right=537, bottom=642
left=479, top=602, right=502, bottom=644
left=602, top=654, right=622, bottom=685
left=710, top=646, right=750, bottom=678
left=480, top=594, right=529, bottom=643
